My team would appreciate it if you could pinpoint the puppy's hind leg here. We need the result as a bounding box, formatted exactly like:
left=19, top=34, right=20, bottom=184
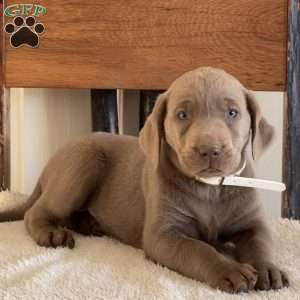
left=24, top=142, right=106, bottom=249
left=25, top=201, right=77, bottom=248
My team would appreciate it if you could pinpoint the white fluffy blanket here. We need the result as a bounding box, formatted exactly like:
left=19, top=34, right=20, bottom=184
left=0, top=192, right=299, bottom=300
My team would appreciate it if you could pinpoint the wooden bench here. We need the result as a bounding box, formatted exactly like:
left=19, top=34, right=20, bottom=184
left=1, top=0, right=299, bottom=218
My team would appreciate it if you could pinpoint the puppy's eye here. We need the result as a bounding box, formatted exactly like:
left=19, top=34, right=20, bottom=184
left=177, top=111, right=188, bottom=120
left=227, top=109, right=239, bottom=119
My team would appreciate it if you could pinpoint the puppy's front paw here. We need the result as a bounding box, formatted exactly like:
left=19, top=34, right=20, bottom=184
left=210, top=262, right=258, bottom=293
left=36, top=228, right=75, bottom=249
left=252, top=262, right=289, bottom=290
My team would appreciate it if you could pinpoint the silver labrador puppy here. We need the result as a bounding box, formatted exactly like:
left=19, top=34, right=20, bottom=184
left=0, top=67, right=288, bottom=293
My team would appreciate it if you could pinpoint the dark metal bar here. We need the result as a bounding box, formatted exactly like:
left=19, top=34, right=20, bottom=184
left=0, top=0, right=3, bottom=190
left=139, top=90, right=164, bottom=130
left=91, top=90, right=118, bottom=134
left=285, top=0, right=300, bottom=219
left=0, top=0, right=10, bottom=190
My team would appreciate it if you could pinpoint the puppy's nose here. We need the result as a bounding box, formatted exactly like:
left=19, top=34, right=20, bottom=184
left=198, top=145, right=222, bottom=159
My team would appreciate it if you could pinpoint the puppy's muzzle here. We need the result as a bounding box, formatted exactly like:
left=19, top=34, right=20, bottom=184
left=198, top=145, right=223, bottom=160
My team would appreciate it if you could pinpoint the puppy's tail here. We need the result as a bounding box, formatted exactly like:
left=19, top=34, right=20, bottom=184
left=0, top=182, right=42, bottom=222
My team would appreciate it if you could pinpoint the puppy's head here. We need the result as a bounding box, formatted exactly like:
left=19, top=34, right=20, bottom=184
left=139, top=67, right=274, bottom=178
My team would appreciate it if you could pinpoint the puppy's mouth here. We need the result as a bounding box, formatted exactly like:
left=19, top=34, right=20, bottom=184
left=178, top=149, right=242, bottom=178
left=196, top=167, right=224, bottom=177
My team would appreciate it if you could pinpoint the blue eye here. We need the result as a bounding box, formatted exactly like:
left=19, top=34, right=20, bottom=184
left=177, top=111, right=188, bottom=120
left=227, top=109, right=239, bottom=119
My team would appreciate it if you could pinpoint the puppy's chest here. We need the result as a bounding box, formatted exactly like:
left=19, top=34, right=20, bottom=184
left=180, top=186, right=239, bottom=243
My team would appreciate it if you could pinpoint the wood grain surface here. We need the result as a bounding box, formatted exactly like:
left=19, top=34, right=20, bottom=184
left=4, top=0, right=287, bottom=90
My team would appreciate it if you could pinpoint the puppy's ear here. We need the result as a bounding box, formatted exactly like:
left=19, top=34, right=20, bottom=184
left=139, top=92, right=167, bottom=169
left=245, top=90, right=275, bottom=161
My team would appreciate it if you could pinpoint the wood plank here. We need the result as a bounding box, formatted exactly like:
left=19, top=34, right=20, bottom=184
left=4, top=0, right=287, bottom=91
left=283, top=0, right=300, bottom=219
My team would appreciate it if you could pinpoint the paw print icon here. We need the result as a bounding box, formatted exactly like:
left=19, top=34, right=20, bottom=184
left=5, top=16, right=45, bottom=48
